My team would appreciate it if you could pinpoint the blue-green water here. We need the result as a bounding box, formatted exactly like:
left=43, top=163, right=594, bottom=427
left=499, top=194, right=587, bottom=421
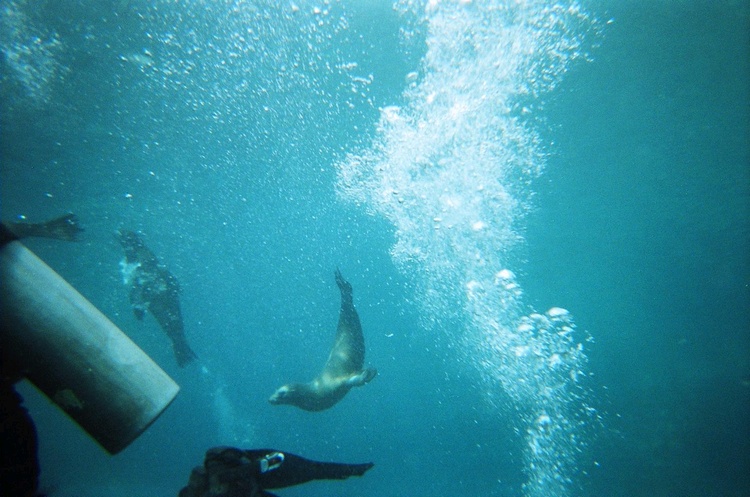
left=1, top=1, right=748, bottom=496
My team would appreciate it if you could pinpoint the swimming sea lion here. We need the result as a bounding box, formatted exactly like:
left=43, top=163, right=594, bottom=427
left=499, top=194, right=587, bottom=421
left=117, top=230, right=197, bottom=367
left=268, top=269, right=377, bottom=411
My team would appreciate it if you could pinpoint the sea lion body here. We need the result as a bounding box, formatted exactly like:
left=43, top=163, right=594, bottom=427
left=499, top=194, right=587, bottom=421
left=269, top=270, right=376, bottom=411
left=117, top=230, right=197, bottom=367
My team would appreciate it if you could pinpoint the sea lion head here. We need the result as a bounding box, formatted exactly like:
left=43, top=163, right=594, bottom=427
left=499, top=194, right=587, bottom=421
left=268, top=384, right=297, bottom=406
left=116, top=230, right=146, bottom=260
left=268, top=383, right=332, bottom=411
left=116, top=229, right=142, bottom=247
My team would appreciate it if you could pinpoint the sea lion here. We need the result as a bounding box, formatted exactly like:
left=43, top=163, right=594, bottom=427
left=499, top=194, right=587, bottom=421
left=117, top=230, right=197, bottom=367
left=268, top=269, right=377, bottom=411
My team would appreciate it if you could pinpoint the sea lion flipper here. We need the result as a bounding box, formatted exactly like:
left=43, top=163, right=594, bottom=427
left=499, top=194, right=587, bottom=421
left=133, top=306, right=146, bottom=320
left=129, top=284, right=147, bottom=320
left=345, top=367, right=377, bottom=387
left=362, top=367, right=377, bottom=383
left=334, top=268, right=352, bottom=296
left=172, top=336, right=198, bottom=367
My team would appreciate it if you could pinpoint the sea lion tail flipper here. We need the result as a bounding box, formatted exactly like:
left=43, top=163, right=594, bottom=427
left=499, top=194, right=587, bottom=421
left=173, top=339, right=198, bottom=367
left=334, top=268, right=352, bottom=296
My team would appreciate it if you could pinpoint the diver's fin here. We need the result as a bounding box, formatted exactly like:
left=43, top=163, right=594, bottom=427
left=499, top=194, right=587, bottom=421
left=349, top=462, right=374, bottom=477
left=6, top=213, right=84, bottom=241
left=40, top=213, right=84, bottom=241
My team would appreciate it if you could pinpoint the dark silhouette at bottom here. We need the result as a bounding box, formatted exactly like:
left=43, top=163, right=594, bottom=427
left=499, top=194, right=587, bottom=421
left=179, top=446, right=373, bottom=497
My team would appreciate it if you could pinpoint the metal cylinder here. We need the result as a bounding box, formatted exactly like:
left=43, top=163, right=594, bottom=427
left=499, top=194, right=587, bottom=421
left=0, top=237, right=180, bottom=454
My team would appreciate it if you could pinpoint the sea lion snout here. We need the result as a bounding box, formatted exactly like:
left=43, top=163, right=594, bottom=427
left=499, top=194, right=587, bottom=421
left=268, top=385, right=291, bottom=405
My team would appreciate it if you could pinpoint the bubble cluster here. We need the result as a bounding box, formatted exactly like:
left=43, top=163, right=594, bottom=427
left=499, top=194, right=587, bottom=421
left=336, top=1, right=598, bottom=495
left=480, top=300, right=596, bottom=495
left=115, top=0, right=372, bottom=162
left=0, top=0, right=67, bottom=107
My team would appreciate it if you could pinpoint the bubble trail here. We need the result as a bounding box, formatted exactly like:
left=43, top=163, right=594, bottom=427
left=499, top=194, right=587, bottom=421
left=0, top=0, right=67, bottom=106
left=336, top=2, right=598, bottom=495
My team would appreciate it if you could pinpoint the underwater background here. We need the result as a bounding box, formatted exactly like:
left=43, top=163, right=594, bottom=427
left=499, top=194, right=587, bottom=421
left=1, top=1, right=748, bottom=496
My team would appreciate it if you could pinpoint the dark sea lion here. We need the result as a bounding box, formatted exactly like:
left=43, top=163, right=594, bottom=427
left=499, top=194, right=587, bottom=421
left=268, top=270, right=377, bottom=411
left=117, top=230, right=197, bottom=367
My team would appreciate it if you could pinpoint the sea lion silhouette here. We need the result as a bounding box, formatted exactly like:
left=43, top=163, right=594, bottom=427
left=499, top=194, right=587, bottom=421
left=269, top=269, right=377, bottom=411
left=117, top=230, right=197, bottom=367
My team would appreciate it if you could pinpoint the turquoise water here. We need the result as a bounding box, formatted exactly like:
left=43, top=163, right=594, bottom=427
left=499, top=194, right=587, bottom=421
left=1, top=1, right=748, bottom=496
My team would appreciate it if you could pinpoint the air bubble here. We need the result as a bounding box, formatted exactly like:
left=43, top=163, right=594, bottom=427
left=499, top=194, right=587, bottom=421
left=547, top=307, right=569, bottom=318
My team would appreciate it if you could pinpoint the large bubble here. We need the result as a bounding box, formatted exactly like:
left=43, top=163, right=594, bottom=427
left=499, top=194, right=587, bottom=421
left=336, top=1, right=599, bottom=495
